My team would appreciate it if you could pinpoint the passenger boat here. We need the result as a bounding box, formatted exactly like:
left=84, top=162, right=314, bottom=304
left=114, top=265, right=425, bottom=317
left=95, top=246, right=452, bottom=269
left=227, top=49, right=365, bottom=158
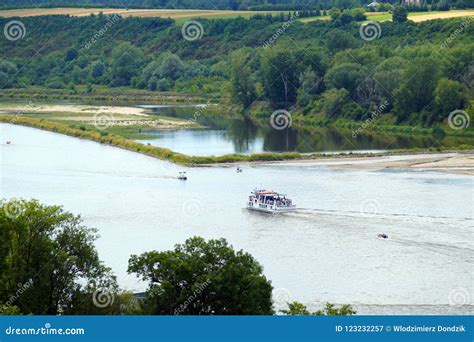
left=246, top=189, right=296, bottom=213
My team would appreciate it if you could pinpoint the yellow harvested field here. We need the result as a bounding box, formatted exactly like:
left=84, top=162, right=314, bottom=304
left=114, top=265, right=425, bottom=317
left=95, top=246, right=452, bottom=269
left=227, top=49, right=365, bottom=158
left=409, top=10, right=474, bottom=22
left=0, top=8, right=279, bottom=19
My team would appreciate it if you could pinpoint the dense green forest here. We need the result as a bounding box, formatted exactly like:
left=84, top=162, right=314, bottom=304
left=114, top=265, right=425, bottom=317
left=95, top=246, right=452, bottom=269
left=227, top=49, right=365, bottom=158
left=1, top=0, right=472, bottom=10
left=0, top=12, right=472, bottom=128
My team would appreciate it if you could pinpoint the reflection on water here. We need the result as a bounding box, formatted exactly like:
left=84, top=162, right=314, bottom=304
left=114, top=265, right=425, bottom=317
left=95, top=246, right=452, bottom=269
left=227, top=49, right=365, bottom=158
left=138, top=105, right=474, bottom=156
left=2, top=123, right=473, bottom=315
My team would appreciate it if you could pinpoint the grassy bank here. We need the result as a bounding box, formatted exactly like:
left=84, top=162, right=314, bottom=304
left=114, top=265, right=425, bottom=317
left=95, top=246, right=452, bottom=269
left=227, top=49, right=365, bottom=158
left=0, top=86, right=213, bottom=104
left=2, top=115, right=473, bottom=166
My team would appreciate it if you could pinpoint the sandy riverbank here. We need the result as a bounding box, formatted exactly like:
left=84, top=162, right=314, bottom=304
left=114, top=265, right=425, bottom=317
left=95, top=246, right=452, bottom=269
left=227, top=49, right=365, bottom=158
left=256, top=152, right=474, bottom=175
left=0, top=103, right=149, bottom=116
left=0, top=103, right=201, bottom=130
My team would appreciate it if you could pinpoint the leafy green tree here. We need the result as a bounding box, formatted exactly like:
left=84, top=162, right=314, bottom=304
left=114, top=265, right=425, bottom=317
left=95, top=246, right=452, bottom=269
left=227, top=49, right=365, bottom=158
left=297, top=68, right=323, bottom=106
left=158, top=53, right=185, bottom=81
left=325, top=30, right=357, bottom=54
left=109, top=42, right=146, bottom=87
left=394, top=58, right=439, bottom=122
left=325, top=63, right=363, bottom=92
left=321, top=88, right=349, bottom=119
left=91, top=60, right=106, bottom=79
left=261, top=48, right=299, bottom=107
left=315, top=303, right=357, bottom=316
left=392, top=6, right=408, bottom=23
left=0, top=199, right=117, bottom=315
left=230, top=49, right=256, bottom=108
left=0, top=59, right=18, bottom=88
left=0, top=305, right=22, bottom=315
left=281, top=301, right=356, bottom=316
left=434, top=78, right=466, bottom=119
left=128, top=236, right=274, bottom=315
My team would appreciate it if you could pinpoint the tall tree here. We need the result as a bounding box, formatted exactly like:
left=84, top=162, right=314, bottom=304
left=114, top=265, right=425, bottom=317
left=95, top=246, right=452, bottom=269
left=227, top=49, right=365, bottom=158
left=128, top=236, right=274, bottom=315
left=0, top=199, right=117, bottom=315
left=230, top=49, right=257, bottom=109
left=261, top=48, right=299, bottom=108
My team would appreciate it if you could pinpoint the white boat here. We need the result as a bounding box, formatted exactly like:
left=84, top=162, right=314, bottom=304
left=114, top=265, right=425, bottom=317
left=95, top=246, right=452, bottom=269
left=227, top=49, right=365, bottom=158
left=246, top=189, right=296, bottom=213
left=178, top=172, right=187, bottom=180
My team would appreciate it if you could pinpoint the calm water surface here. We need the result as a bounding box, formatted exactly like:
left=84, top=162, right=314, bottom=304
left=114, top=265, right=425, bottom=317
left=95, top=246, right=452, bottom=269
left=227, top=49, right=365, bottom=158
left=137, top=105, right=474, bottom=156
left=1, top=123, right=473, bottom=315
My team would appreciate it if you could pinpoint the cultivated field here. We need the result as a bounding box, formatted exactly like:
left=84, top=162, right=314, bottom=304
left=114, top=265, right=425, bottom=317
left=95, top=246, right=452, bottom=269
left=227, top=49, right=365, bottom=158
left=0, top=8, right=280, bottom=20
left=302, top=9, right=474, bottom=23
left=0, top=7, right=471, bottom=23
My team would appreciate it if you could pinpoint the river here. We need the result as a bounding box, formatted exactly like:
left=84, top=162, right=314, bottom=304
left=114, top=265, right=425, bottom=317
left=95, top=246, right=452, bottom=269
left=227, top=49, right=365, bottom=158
left=1, top=123, right=473, bottom=315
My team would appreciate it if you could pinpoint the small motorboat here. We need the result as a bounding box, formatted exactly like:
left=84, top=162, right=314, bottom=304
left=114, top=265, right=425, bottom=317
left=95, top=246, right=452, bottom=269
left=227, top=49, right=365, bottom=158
left=6, top=141, right=11, bottom=145
left=177, top=172, right=187, bottom=180
left=236, top=167, right=243, bottom=173
left=377, top=233, right=388, bottom=239
left=246, top=189, right=296, bottom=214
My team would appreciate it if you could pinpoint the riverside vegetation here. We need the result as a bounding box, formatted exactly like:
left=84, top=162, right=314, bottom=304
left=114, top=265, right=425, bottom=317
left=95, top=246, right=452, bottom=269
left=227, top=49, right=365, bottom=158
left=0, top=6, right=473, bottom=162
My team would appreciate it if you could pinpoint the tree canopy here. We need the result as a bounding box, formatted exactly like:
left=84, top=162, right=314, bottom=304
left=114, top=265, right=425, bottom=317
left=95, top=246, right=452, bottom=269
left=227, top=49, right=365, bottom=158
left=128, top=236, right=274, bottom=315
left=0, top=199, right=117, bottom=315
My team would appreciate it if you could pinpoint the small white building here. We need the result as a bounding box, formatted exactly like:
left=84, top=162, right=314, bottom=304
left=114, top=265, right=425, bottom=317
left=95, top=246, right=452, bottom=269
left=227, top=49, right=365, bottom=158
left=367, top=1, right=380, bottom=9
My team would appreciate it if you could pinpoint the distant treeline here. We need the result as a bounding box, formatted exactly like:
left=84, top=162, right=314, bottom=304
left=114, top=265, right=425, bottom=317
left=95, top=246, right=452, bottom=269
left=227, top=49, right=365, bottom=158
left=0, top=13, right=472, bottom=128
left=1, top=0, right=472, bottom=10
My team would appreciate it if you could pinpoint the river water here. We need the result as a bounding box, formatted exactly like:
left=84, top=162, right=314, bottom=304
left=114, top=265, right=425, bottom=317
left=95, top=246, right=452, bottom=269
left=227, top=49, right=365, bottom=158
left=1, top=123, right=473, bottom=315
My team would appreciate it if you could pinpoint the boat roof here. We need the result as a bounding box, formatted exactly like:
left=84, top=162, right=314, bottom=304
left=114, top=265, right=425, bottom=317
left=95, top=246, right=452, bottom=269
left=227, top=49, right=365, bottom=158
left=253, top=190, right=286, bottom=196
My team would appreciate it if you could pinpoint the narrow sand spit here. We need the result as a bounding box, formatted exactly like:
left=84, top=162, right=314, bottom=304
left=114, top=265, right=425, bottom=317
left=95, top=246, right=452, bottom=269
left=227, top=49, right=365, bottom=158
left=0, top=104, right=150, bottom=116
left=249, top=153, right=474, bottom=175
